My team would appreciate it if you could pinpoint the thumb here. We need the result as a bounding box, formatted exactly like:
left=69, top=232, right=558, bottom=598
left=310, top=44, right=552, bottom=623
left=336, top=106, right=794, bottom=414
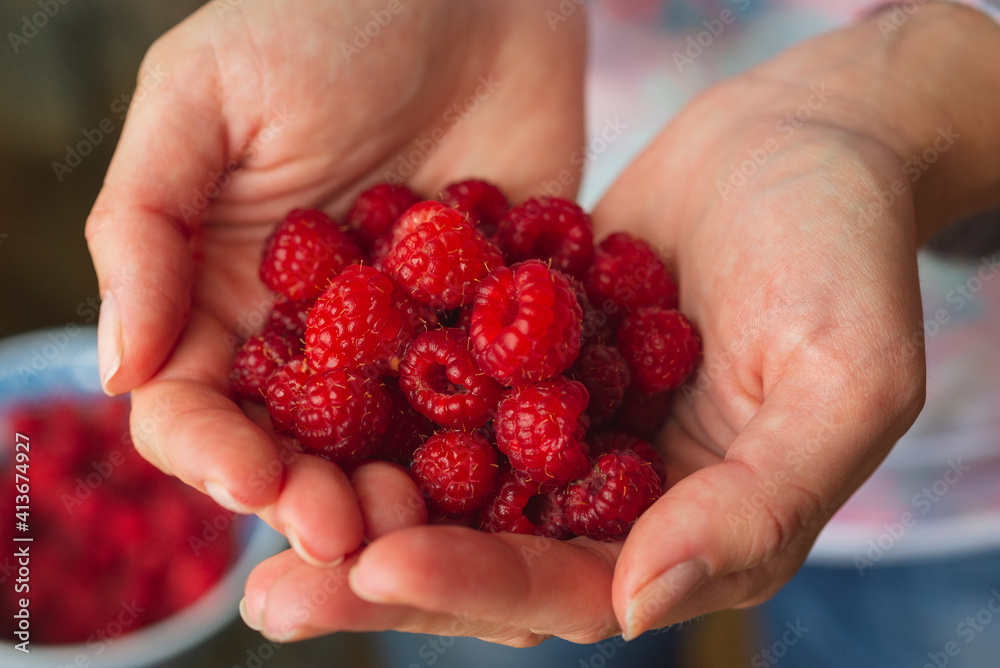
left=612, top=359, right=919, bottom=639
left=85, top=37, right=228, bottom=394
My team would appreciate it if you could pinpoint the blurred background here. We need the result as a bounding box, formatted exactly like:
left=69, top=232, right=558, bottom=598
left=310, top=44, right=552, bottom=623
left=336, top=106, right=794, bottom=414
left=0, top=1, right=755, bottom=665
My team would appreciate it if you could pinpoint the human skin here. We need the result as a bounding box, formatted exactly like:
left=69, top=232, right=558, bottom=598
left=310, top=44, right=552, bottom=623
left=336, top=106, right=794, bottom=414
left=84, top=0, right=585, bottom=568
left=233, top=3, right=1000, bottom=644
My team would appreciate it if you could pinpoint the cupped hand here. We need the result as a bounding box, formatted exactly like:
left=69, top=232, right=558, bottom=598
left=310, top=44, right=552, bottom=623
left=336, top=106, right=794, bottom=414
left=239, top=6, right=1000, bottom=643
left=85, top=0, right=586, bottom=565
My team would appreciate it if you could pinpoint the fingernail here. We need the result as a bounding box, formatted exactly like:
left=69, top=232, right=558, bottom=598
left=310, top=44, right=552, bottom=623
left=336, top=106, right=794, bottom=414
left=97, top=291, right=123, bottom=395
left=205, top=480, right=254, bottom=514
left=239, top=597, right=262, bottom=632
left=623, top=560, right=708, bottom=641
left=286, top=525, right=345, bottom=569
left=262, top=624, right=307, bottom=643
left=348, top=564, right=393, bottom=603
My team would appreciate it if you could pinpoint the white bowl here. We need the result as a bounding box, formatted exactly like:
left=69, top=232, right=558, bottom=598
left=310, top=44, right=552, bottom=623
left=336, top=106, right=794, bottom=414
left=0, top=327, right=286, bottom=667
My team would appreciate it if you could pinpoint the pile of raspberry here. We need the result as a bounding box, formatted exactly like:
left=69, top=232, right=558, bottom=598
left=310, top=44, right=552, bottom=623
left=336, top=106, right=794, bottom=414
left=0, top=398, right=237, bottom=644
left=232, top=180, right=701, bottom=541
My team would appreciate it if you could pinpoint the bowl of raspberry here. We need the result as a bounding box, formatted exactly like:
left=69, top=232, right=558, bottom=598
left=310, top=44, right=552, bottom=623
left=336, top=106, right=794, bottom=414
left=0, top=326, right=285, bottom=667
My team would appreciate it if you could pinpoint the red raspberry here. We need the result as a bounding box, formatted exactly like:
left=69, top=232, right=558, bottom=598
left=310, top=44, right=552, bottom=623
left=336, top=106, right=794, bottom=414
left=585, top=232, right=678, bottom=322
left=565, top=343, right=631, bottom=425
left=496, top=196, right=594, bottom=279
left=399, top=328, right=503, bottom=429
left=294, top=369, right=392, bottom=462
left=265, top=356, right=311, bottom=434
left=563, top=450, right=662, bottom=541
left=388, top=201, right=448, bottom=249
left=305, top=264, right=435, bottom=376
left=411, top=429, right=499, bottom=516
left=370, top=201, right=454, bottom=269
left=371, top=378, right=438, bottom=465
left=439, top=179, right=509, bottom=237
left=588, top=430, right=666, bottom=485
left=612, top=385, right=671, bottom=440
left=230, top=332, right=299, bottom=402
left=386, top=204, right=504, bottom=309
left=259, top=209, right=364, bottom=301
left=617, top=307, right=701, bottom=394
left=263, top=295, right=313, bottom=339
left=344, top=183, right=420, bottom=254
left=494, top=376, right=590, bottom=487
left=478, top=468, right=570, bottom=539
left=471, top=260, right=582, bottom=386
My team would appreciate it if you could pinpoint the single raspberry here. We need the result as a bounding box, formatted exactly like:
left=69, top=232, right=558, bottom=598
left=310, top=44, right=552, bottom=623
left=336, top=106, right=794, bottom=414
left=585, top=233, right=678, bottom=324
left=471, top=260, right=582, bottom=386
left=263, top=295, right=313, bottom=339
left=439, top=179, right=509, bottom=237
left=411, top=429, right=499, bottom=516
left=371, top=377, right=438, bottom=465
left=496, top=196, right=594, bottom=279
left=563, top=450, right=662, bottom=541
left=230, top=332, right=299, bottom=401
left=344, top=183, right=420, bottom=254
left=368, top=201, right=445, bottom=270
left=386, top=204, right=504, bottom=309
left=587, top=430, right=666, bottom=485
left=565, top=344, right=631, bottom=425
left=294, top=369, right=392, bottom=462
left=399, top=328, right=503, bottom=429
left=612, top=386, right=671, bottom=440
left=493, top=376, right=590, bottom=487
left=259, top=209, right=364, bottom=301
left=478, top=468, right=570, bottom=539
left=305, top=265, right=434, bottom=376
left=617, top=307, right=701, bottom=394
left=265, top=356, right=311, bottom=434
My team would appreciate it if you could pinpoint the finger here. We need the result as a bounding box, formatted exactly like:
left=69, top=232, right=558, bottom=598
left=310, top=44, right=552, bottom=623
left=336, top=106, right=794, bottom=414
left=350, top=461, right=428, bottom=540
left=348, top=525, right=623, bottom=643
left=85, top=27, right=236, bottom=395
left=614, top=351, right=922, bottom=639
left=129, top=309, right=280, bottom=511
left=244, top=549, right=545, bottom=647
left=261, top=453, right=364, bottom=567
left=132, top=310, right=364, bottom=564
